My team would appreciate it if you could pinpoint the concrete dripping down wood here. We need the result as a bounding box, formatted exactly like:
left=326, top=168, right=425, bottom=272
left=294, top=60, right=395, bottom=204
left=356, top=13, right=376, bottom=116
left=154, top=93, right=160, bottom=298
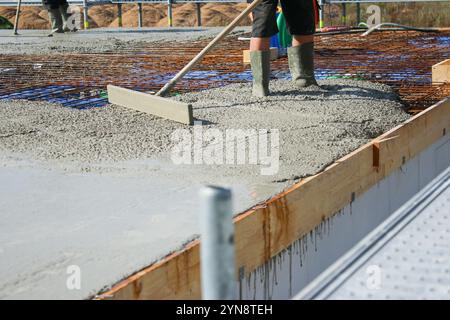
left=241, top=211, right=338, bottom=300
left=239, top=203, right=370, bottom=300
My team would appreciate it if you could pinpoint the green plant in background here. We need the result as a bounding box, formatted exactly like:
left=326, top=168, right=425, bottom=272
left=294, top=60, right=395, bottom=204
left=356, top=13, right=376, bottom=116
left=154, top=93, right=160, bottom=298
left=0, top=16, right=13, bottom=30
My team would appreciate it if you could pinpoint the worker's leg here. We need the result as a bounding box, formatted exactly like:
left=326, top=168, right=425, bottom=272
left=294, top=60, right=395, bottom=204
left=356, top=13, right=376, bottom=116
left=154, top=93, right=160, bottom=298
left=58, top=0, right=73, bottom=32
left=248, top=0, right=278, bottom=97
left=282, top=0, right=318, bottom=87
left=48, top=8, right=64, bottom=33
left=249, top=37, right=270, bottom=51
left=44, top=0, right=64, bottom=33
left=292, top=34, right=314, bottom=47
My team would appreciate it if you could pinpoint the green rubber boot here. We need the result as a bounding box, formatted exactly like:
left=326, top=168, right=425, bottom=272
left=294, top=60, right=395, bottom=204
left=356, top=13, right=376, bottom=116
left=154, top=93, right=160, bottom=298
left=48, top=8, right=63, bottom=34
left=288, top=42, right=318, bottom=88
left=250, top=50, right=271, bottom=97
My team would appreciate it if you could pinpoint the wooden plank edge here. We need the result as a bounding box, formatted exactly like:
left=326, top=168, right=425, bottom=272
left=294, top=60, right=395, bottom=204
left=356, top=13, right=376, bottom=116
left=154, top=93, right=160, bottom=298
left=95, top=239, right=201, bottom=300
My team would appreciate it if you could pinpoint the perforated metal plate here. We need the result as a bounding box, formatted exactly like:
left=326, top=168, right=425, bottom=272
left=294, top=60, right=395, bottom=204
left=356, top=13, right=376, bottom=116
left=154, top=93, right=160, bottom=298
left=296, top=164, right=450, bottom=300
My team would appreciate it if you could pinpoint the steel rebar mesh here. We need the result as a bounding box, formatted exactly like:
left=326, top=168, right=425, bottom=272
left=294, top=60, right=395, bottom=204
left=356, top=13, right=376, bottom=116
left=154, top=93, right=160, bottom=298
left=0, top=30, right=449, bottom=113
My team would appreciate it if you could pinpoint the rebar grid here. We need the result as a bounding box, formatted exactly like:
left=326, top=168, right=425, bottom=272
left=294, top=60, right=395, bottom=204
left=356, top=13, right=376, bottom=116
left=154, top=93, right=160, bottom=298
left=0, top=30, right=449, bottom=112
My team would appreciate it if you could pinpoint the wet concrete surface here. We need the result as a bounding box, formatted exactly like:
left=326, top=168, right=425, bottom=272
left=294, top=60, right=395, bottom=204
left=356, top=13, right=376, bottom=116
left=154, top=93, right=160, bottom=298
left=0, top=79, right=410, bottom=298
left=0, top=27, right=250, bottom=54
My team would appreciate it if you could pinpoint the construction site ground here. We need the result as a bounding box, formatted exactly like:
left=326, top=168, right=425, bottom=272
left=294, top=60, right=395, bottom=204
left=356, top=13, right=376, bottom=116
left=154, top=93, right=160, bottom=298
left=0, top=27, right=449, bottom=299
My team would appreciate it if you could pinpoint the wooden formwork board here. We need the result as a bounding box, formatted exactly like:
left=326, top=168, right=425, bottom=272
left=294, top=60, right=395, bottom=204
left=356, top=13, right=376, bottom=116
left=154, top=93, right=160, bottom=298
left=107, top=85, right=193, bottom=125
left=432, top=59, right=450, bottom=84
left=97, top=97, right=450, bottom=300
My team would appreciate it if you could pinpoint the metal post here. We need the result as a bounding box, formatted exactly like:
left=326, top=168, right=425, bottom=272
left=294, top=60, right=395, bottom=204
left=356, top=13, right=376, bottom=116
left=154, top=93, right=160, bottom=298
left=138, top=3, right=143, bottom=28
left=117, top=3, right=122, bottom=28
left=341, top=3, right=347, bottom=25
left=356, top=3, right=361, bottom=26
left=318, top=0, right=324, bottom=29
left=83, top=0, right=89, bottom=29
left=196, top=2, right=202, bottom=27
left=167, top=0, right=173, bottom=27
left=200, top=186, right=235, bottom=300
left=13, top=0, right=22, bottom=35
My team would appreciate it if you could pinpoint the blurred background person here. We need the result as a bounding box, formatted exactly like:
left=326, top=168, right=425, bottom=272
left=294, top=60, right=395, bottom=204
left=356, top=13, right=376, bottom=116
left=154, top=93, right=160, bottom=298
left=42, top=0, right=76, bottom=34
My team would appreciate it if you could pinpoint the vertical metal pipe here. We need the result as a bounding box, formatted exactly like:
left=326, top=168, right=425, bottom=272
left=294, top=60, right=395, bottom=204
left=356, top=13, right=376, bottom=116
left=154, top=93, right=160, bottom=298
left=13, top=0, right=22, bottom=35
left=167, top=0, right=173, bottom=27
left=318, top=0, right=324, bottom=29
left=356, top=3, right=361, bottom=26
left=196, top=2, right=202, bottom=27
left=83, top=0, right=89, bottom=29
left=138, top=3, right=143, bottom=28
left=200, top=186, right=235, bottom=300
left=117, top=3, right=122, bottom=28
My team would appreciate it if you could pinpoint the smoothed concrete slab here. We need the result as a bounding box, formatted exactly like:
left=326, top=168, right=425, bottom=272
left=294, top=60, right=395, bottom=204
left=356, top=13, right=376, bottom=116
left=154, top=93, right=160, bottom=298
left=0, top=79, right=410, bottom=299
